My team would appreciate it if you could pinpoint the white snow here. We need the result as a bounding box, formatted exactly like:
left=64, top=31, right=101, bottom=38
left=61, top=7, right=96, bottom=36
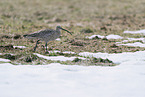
left=127, top=38, right=145, bottom=42
left=116, top=38, right=145, bottom=45
left=0, top=58, right=10, bottom=62
left=13, top=46, right=26, bottom=48
left=124, top=29, right=145, bottom=34
left=86, top=35, right=105, bottom=39
left=117, top=42, right=145, bottom=47
left=48, top=50, right=76, bottom=54
left=79, top=51, right=145, bottom=64
left=120, top=38, right=145, bottom=43
left=1, top=51, right=145, bottom=97
left=106, top=34, right=123, bottom=39
left=34, top=53, right=85, bottom=61
left=56, top=38, right=61, bottom=41
left=48, top=50, right=61, bottom=53
left=86, top=34, right=123, bottom=39
left=63, top=51, right=76, bottom=54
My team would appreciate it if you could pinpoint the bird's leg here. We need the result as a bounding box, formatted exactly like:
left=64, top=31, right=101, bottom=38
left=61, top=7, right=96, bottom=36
left=33, top=40, right=40, bottom=52
left=45, top=42, right=49, bottom=53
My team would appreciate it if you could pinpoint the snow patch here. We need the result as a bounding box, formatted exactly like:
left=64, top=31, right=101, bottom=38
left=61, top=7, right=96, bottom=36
left=117, top=42, right=145, bottom=47
left=86, top=34, right=123, bottom=39
left=47, top=50, right=76, bottom=54
left=79, top=51, right=145, bottom=64
left=127, top=38, right=145, bottom=41
left=1, top=51, right=145, bottom=97
left=34, top=53, right=85, bottom=61
left=46, top=50, right=76, bottom=54
left=48, top=50, right=61, bottom=53
left=1, top=50, right=145, bottom=97
left=0, top=58, right=10, bottom=62
left=13, top=46, right=26, bottom=48
left=63, top=51, right=76, bottom=54
left=56, top=38, right=61, bottom=41
left=116, top=38, right=145, bottom=44
left=122, top=38, right=145, bottom=42
left=123, top=29, right=145, bottom=34
left=86, top=35, right=105, bottom=39
left=106, top=34, right=123, bottom=39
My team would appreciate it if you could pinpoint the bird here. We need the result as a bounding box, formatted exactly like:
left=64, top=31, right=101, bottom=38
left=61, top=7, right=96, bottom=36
left=23, top=26, right=72, bottom=52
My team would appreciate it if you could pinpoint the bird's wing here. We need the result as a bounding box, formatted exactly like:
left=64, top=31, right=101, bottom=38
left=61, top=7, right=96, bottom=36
left=24, top=29, right=55, bottom=38
left=37, top=29, right=56, bottom=38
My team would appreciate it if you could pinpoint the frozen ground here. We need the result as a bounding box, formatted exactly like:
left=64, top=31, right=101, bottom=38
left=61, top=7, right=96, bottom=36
left=1, top=51, right=145, bottom=97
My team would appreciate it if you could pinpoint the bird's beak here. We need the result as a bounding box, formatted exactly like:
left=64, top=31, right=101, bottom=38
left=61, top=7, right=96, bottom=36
left=61, top=28, right=72, bottom=35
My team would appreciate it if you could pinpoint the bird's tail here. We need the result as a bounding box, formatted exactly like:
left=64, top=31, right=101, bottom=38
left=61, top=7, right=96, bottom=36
left=23, top=34, right=32, bottom=38
left=23, top=33, right=38, bottom=39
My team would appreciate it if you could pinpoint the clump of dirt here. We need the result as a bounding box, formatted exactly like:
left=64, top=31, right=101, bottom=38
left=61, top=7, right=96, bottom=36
left=14, top=34, right=22, bottom=39
left=100, top=26, right=107, bottom=31
left=72, top=58, right=82, bottom=62
left=22, top=54, right=38, bottom=63
left=102, top=37, right=108, bottom=41
left=69, top=39, right=84, bottom=46
left=1, top=34, right=22, bottom=39
left=92, top=36, right=101, bottom=39
left=3, top=54, right=16, bottom=60
left=92, top=57, right=113, bottom=63
left=0, top=44, right=14, bottom=50
left=45, top=17, right=67, bottom=23
left=70, top=57, right=115, bottom=66
left=80, top=28, right=93, bottom=33
left=1, top=35, right=12, bottom=39
left=110, top=44, right=118, bottom=48
left=0, top=53, right=48, bottom=65
left=25, top=56, right=33, bottom=62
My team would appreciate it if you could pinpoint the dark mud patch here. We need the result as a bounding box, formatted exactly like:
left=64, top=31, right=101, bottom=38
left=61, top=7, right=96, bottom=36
left=1, top=35, right=12, bottom=39
left=2, top=54, right=16, bottom=60
left=80, top=28, right=93, bottom=33
left=69, top=39, right=85, bottom=46
left=0, top=44, right=14, bottom=50
left=13, top=34, right=22, bottom=39
left=0, top=34, right=22, bottom=39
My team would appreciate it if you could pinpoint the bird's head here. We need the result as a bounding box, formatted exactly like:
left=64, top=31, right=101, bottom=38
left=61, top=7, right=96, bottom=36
left=56, top=26, right=72, bottom=35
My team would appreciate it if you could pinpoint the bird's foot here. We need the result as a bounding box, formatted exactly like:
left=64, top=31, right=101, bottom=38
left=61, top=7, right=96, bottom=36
left=45, top=50, right=49, bottom=54
left=33, top=49, right=36, bottom=52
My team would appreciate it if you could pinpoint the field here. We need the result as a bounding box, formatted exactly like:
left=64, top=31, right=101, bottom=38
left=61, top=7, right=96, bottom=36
left=0, top=0, right=145, bottom=65
left=1, top=0, right=145, bottom=97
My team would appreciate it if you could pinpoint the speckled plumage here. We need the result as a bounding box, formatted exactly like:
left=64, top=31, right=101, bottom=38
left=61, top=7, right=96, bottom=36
left=24, top=28, right=60, bottom=42
left=23, top=26, right=71, bottom=52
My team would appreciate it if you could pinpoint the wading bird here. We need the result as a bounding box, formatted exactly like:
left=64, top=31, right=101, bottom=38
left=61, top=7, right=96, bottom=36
left=23, top=26, right=72, bottom=52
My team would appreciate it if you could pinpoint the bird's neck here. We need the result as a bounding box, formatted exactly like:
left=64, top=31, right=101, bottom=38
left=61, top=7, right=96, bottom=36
left=56, top=27, right=61, bottom=35
left=56, top=27, right=60, bottom=31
